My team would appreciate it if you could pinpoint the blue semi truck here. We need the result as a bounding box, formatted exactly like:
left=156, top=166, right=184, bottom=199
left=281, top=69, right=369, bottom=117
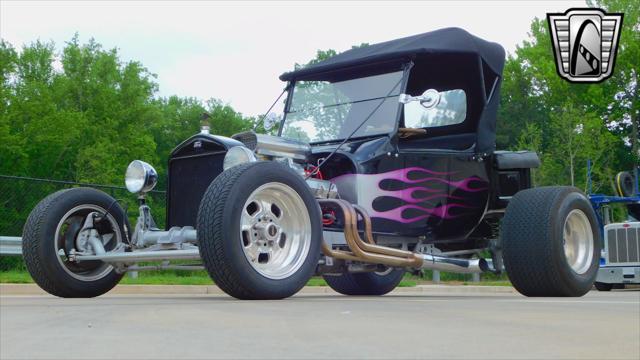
left=588, top=168, right=640, bottom=291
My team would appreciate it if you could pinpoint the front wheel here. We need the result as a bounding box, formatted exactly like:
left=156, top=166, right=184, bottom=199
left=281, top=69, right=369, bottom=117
left=22, top=188, right=128, bottom=298
left=323, top=268, right=405, bottom=296
left=197, top=161, right=322, bottom=300
left=502, top=186, right=600, bottom=297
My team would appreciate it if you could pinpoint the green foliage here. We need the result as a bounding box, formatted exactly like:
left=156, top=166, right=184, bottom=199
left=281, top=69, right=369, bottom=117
left=0, top=34, right=255, bottom=186
left=0, top=35, right=255, bottom=270
left=498, top=0, right=639, bottom=194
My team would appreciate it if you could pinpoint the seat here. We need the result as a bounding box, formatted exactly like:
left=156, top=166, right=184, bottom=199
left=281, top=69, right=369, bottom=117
left=494, top=150, right=540, bottom=169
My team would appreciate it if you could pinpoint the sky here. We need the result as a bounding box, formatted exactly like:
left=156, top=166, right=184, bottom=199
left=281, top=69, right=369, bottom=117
left=1, top=0, right=587, bottom=116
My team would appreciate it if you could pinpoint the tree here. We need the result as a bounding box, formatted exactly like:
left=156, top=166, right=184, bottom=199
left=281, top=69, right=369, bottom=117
left=592, top=0, right=640, bottom=166
left=498, top=0, right=638, bottom=194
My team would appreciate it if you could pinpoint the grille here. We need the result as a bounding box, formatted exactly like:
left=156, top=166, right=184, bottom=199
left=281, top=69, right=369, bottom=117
left=167, top=152, right=225, bottom=229
left=605, top=222, right=640, bottom=265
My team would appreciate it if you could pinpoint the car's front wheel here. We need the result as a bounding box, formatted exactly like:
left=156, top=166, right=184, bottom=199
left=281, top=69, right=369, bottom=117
left=197, top=161, right=322, bottom=300
left=22, top=188, right=128, bottom=298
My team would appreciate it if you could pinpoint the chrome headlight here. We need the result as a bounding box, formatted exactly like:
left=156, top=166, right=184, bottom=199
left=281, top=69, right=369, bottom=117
left=223, top=146, right=257, bottom=171
left=125, top=160, right=158, bottom=194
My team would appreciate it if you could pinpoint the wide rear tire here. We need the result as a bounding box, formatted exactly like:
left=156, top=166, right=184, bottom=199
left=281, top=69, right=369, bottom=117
left=594, top=282, right=613, bottom=291
left=197, top=161, right=322, bottom=300
left=323, top=269, right=405, bottom=296
left=502, top=186, right=600, bottom=297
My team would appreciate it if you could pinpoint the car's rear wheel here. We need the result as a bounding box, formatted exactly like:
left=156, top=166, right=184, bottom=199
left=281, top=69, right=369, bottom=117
left=197, top=161, right=321, bottom=300
left=323, top=268, right=405, bottom=296
left=594, top=282, right=613, bottom=291
left=22, top=188, right=127, bottom=298
left=502, top=186, right=600, bottom=297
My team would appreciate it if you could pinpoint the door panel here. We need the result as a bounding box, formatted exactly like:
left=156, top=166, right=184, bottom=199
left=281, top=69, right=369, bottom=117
left=329, top=148, right=489, bottom=239
left=377, top=149, right=488, bottom=239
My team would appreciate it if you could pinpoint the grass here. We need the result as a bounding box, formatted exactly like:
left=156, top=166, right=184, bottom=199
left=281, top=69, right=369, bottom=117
left=0, top=270, right=33, bottom=284
left=463, top=280, right=512, bottom=286
left=0, top=269, right=511, bottom=287
left=0, top=269, right=419, bottom=287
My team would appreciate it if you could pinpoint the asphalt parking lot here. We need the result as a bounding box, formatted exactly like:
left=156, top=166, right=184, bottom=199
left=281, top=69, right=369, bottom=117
left=1, top=286, right=639, bottom=360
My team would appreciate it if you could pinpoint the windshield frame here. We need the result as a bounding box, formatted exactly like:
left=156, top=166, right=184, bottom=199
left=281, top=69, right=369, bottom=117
left=278, top=63, right=412, bottom=144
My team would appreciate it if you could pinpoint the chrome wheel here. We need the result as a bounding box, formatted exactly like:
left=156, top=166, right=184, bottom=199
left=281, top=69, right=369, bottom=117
left=54, top=204, right=122, bottom=282
left=562, top=209, right=594, bottom=274
left=240, top=182, right=312, bottom=280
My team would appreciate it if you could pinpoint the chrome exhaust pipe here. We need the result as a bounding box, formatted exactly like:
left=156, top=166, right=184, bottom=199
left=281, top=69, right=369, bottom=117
left=420, top=254, right=492, bottom=274
left=319, top=199, right=497, bottom=274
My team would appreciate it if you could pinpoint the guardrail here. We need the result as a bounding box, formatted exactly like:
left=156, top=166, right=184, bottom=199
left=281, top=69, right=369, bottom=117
left=0, top=237, right=22, bottom=256
left=0, top=236, right=479, bottom=282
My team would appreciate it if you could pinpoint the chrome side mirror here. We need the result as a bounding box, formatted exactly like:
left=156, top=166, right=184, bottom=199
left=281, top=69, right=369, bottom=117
left=263, top=112, right=279, bottom=131
left=398, top=89, right=441, bottom=109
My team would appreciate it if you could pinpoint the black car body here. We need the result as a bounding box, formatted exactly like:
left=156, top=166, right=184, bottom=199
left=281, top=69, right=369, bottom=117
left=167, top=28, right=538, bottom=249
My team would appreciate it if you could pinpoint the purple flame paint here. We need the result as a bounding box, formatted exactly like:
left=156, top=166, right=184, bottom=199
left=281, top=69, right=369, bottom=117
left=330, top=167, right=487, bottom=223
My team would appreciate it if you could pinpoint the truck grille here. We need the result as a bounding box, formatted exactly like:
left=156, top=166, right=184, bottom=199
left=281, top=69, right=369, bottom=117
left=167, top=152, right=225, bottom=229
left=605, top=222, right=640, bottom=265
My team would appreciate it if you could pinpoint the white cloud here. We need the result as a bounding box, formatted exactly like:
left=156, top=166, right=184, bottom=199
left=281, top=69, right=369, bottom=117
left=1, top=0, right=585, bottom=116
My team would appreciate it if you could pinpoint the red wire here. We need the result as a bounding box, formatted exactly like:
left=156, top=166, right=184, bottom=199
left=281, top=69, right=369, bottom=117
left=306, top=165, right=324, bottom=180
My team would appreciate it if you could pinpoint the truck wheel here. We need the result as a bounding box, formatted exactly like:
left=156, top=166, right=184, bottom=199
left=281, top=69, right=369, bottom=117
left=22, top=188, right=127, bottom=298
left=197, top=161, right=321, bottom=300
left=502, top=186, right=600, bottom=297
left=323, top=268, right=405, bottom=296
left=594, top=282, right=613, bottom=291
left=614, top=171, right=635, bottom=197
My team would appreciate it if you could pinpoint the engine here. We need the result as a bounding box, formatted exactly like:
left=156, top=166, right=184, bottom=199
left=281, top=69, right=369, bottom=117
left=166, top=130, right=337, bottom=229
left=232, top=131, right=338, bottom=199
left=232, top=131, right=310, bottom=161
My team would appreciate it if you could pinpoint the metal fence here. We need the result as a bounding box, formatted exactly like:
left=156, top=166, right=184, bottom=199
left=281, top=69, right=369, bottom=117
left=0, top=175, right=166, bottom=238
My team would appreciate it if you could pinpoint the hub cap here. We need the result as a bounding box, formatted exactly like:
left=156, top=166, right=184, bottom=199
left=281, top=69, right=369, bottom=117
left=240, top=182, right=312, bottom=280
left=55, top=204, right=122, bottom=281
left=562, top=209, right=594, bottom=274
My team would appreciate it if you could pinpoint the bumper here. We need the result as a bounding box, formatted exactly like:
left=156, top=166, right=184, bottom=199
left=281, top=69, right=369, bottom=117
left=596, top=266, right=640, bottom=284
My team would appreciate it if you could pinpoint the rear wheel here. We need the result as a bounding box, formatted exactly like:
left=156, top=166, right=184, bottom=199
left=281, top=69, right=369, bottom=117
left=323, top=268, right=405, bottom=296
left=197, top=161, right=322, bottom=300
left=502, top=186, right=600, bottom=297
left=594, top=282, right=613, bottom=291
left=22, top=188, right=127, bottom=298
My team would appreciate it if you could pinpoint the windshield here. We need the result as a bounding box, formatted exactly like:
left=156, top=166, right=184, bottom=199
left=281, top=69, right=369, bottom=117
left=281, top=71, right=403, bottom=143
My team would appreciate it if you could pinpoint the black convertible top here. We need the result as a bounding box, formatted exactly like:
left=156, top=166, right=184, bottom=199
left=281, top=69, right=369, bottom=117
left=280, top=28, right=505, bottom=81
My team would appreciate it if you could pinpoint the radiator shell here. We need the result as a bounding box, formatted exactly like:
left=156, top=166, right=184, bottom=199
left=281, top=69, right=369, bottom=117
left=166, top=133, right=243, bottom=229
left=603, top=222, right=640, bottom=266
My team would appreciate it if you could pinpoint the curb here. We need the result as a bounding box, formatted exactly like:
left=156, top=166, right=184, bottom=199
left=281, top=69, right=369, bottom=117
left=0, top=283, right=516, bottom=296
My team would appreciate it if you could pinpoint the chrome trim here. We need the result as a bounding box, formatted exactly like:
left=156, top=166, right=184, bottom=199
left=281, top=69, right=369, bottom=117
left=306, top=178, right=338, bottom=199
left=74, top=249, right=201, bottom=263
left=239, top=182, right=312, bottom=280
left=563, top=209, right=595, bottom=274
left=254, top=134, right=311, bottom=160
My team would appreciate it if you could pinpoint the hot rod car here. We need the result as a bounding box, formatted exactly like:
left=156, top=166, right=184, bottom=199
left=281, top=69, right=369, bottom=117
left=22, top=28, right=601, bottom=299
